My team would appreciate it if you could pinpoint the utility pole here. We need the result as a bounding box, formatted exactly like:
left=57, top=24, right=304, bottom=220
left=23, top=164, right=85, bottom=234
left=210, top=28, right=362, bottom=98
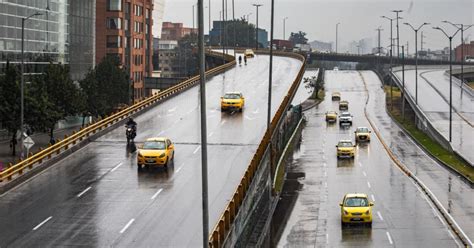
left=208, top=0, right=211, bottom=35
left=283, top=17, right=288, bottom=40
left=402, top=45, right=406, bottom=121
left=376, top=27, right=383, bottom=54
left=253, top=4, right=262, bottom=50
left=268, top=0, right=274, bottom=130
left=336, top=22, right=340, bottom=53
left=197, top=0, right=209, bottom=246
left=404, top=22, right=429, bottom=104
left=392, top=10, right=403, bottom=57
left=192, top=4, right=195, bottom=30
left=420, top=31, right=426, bottom=51
left=246, top=13, right=252, bottom=47
left=232, top=0, right=236, bottom=51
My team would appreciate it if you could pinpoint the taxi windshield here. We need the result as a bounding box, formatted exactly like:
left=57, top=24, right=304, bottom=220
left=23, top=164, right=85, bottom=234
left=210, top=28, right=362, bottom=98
left=338, top=141, right=353, bottom=147
left=345, top=197, right=369, bottom=207
left=143, top=141, right=166, bottom=150
left=224, top=94, right=240, bottom=99
left=357, top=128, right=369, bottom=133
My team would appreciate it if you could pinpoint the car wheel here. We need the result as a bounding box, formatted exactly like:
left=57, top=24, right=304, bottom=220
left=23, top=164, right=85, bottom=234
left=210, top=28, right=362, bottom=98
left=137, top=164, right=142, bottom=171
left=239, top=107, right=243, bottom=112
left=164, top=158, right=169, bottom=168
left=221, top=108, right=225, bottom=112
left=367, top=222, right=372, bottom=228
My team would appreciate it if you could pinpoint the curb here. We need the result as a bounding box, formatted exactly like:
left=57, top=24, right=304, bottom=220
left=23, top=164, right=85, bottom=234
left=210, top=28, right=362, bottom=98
left=359, top=71, right=473, bottom=247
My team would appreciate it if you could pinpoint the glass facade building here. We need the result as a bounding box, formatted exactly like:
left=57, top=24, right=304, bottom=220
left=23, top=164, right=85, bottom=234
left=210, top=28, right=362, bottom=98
left=0, top=0, right=95, bottom=80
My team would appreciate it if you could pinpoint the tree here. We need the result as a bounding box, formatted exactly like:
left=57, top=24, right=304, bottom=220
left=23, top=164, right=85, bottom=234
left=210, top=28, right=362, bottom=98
left=303, top=70, right=325, bottom=100
left=173, top=33, right=199, bottom=77
left=40, top=63, right=83, bottom=141
left=80, top=55, right=129, bottom=117
left=210, top=19, right=256, bottom=48
left=289, top=31, right=308, bottom=46
left=0, top=62, right=21, bottom=155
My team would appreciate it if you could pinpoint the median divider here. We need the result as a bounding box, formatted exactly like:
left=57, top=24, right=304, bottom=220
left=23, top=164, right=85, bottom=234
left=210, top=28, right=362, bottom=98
left=209, top=51, right=306, bottom=247
left=0, top=51, right=235, bottom=184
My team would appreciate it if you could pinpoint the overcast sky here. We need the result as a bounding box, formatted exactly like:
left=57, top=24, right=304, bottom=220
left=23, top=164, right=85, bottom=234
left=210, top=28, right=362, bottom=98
left=162, top=0, right=473, bottom=53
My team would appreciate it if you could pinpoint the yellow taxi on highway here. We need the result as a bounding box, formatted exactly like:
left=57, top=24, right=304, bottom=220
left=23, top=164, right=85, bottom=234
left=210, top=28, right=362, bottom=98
left=355, top=127, right=371, bottom=143
left=340, top=193, right=374, bottom=227
left=221, top=92, right=245, bottom=112
left=332, top=92, right=341, bottom=101
left=137, top=137, right=175, bottom=169
left=339, top=100, right=349, bottom=110
left=244, top=49, right=255, bottom=58
left=325, top=111, right=338, bottom=123
left=336, top=140, right=355, bottom=159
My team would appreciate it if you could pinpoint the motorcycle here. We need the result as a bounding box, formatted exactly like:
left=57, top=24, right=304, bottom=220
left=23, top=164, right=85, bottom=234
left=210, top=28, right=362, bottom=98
left=126, top=125, right=136, bottom=144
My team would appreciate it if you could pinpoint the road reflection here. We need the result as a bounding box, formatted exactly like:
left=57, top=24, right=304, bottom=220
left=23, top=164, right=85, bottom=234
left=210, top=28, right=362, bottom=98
left=341, top=225, right=372, bottom=242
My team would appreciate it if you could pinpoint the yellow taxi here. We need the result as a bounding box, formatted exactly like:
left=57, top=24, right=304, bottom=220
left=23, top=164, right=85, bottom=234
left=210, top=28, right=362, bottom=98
left=325, top=111, right=338, bottom=123
left=331, top=92, right=341, bottom=101
left=339, top=100, right=349, bottom=110
left=355, top=127, right=371, bottom=143
left=336, top=140, right=355, bottom=159
left=244, top=49, right=255, bottom=58
left=137, top=137, right=175, bottom=169
left=340, top=193, right=374, bottom=227
left=221, top=92, right=245, bottom=112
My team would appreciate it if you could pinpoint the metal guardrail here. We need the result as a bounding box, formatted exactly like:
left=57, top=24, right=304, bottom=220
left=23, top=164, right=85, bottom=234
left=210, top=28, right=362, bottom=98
left=0, top=51, right=236, bottom=182
left=208, top=51, right=306, bottom=247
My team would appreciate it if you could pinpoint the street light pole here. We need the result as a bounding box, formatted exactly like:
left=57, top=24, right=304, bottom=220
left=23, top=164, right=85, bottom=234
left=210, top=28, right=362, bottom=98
left=382, top=16, right=394, bottom=110
left=404, top=22, right=429, bottom=105
left=443, top=21, right=474, bottom=98
left=20, top=12, right=42, bottom=159
left=283, top=17, right=288, bottom=40
left=246, top=13, right=252, bottom=48
left=192, top=4, right=195, bottom=30
left=336, top=22, right=340, bottom=53
left=268, top=0, right=274, bottom=130
left=392, top=10, right=402, bottom=57
left=402, top=45, right=406, bottom=120
left=253, top=4, right=262, bottom=50
left=197, top=0, right=209, bottom=246
left=433, top=26, right=460, bottom=143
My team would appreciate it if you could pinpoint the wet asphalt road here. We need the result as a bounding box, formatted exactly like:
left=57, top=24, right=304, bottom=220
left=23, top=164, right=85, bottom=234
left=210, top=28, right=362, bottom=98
left=0, top=54, right=302, bottom=247
left=393, top=68, right=473, bottom=165
left=278, top=70, right=463, bottom=247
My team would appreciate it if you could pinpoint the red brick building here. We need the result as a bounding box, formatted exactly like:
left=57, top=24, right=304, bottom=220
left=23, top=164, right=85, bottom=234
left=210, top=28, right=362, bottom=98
left=161, top=22, right=197, bottom=40
left=455, top=41, right=474, bottom=62
left=96, top=0, right=153, bottom=102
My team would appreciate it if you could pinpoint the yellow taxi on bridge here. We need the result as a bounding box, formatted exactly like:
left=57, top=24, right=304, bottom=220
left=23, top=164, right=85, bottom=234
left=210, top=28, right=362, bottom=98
left=137, top=137, right=175, bottom=170
left=339, top=100, right=349, bottom=110
left=355, top=127, right=371, bottom=143
left=332, top=92, right=341, bottom=101
left=336, top=140, right=355, bottom=159
left=221, top=92, right=245, bottom=112
left=244, top=49, right=255, bottom=58
left=340, top=193, right=374, bottom=227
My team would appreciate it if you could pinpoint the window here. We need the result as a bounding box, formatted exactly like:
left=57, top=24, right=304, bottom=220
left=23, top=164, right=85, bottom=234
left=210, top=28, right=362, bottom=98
left=134, top=5, right=143, bottom=16
left=124, top=19, right=129, bottom=31
left=107, top=18, right=122, bottom=29
left=145, top=8, right=150, bottom=19
left=145, top=24, right=149, bottom=34
left=107, top=35, right=122, bottom=48
left=107, top=0, right=122, bottom=11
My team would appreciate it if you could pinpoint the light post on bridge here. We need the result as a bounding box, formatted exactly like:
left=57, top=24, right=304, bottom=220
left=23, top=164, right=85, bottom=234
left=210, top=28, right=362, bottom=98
left=252, top=4, right=262, bottom=50
left=381, top=16, right=395, bottom=111
left=246, top=13, right=252, bottom=48
left=404, top=22, right=429, bottom=105
left=433, top=26, right=460, bottom=143
left=392, top=10, right=403, bottom=57
left=20, top=11, right=43, bottom=159
left=442, top=21, right=474, bottom=98
left=283, top=17, right=288, bottom=40
left=336, top=22, right=340, bottom=53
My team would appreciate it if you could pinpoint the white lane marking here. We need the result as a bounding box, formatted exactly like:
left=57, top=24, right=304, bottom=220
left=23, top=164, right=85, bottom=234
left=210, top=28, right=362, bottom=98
left=386, top=231, right=393, bottom=245
left=326, top=233, right=329, bottom=244
left=244, top=115, right=254, bottom=120
left=193, top=146, right=201, bottom=154
left=158, top=130, right=165, bottom=136
left=324, top=182, right=328, bottom=188
left=119, top=218, right=135, bottom=234
left=371, top=194, right=375, bottom=202
left=362, top=171, right=367, bottom=177
left=367, top=181, right=371, bottom=188
left=175, top=167, right=182, bottom=174
left=151, top=188, right=163, bottom=200
left=323, top=163, right=326, bottom=167
left=253, top=108, right=260, bottom=114
left=359, top=162, right=363, bottom=167
left=168, top=107, right=177, bottom=112
left=33, top=216, right=52, bottom=230
left=209, top=132, right=214, bottom=137
left=324, top=171, right=327, bottom=177
left=377, top=211, right=384, bottom=221
left=77, top=186, right=92, bottom=198
left=110, top=162, right=123, bottom=172
left=220, top=120, right=227, bottom=126
left=322, top=155, right=326, bottom=160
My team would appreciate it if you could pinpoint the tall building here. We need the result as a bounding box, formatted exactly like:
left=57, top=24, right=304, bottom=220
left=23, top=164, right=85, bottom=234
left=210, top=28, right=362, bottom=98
left=161, top=22, right=196, bottom=40
left=96, top=0, right=154, bottom=101
left=0, top=0, right=95, bottom=81
left=309, top=40, right=333, bottom=52
left=454, top=41, right=474, bottom=62
left=153, top=0, right=165, bottom=38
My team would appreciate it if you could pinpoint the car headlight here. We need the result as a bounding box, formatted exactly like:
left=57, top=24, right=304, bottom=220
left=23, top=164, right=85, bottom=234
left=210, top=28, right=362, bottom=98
left=365, top=210, right=370, bottom=215
left=344, top=210, right=349, bottom=216
left=159, top=153, right=166, bottom=158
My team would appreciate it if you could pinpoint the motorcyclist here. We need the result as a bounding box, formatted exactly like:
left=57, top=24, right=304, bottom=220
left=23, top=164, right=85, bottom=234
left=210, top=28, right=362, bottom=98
left=238, top=55, right=242, bottom=65
left=126, top=117, right=137, bottom=132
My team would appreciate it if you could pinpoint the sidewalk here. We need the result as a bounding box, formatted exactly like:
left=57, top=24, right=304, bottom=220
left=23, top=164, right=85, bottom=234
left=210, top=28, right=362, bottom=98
left=0, top=126, right=80, bottom=169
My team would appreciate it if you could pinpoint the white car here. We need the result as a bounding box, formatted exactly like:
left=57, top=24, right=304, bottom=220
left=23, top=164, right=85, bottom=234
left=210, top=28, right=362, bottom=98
left=339, top=112, right=353, bottom=126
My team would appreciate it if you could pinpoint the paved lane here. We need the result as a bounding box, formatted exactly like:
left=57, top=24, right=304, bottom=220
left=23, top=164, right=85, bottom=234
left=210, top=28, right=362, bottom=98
left=393, top=68, right=473, bottom=165
left=0, top=53, right=303, bottom=247
left=278, top=70, right=461, bottom=247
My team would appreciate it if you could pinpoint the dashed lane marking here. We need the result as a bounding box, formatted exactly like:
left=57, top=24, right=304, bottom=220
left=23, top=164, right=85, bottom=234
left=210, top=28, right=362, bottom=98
left=110, top=162, right=123, bottom=172
left=193, top=146, right=201, bottom=154
left=77, top=186, right=92, bottom=198
left=151, top=189, right=163, bottom=200
left=377, top=211, right=384, bottom=221
left=386, top=231, right=393, bottom=245
left=367, top=181, right=371, bottom=188
left=371, top=194, right=375, bottom=202
left=119, top=218, right=135, bottom=234
left=33, top=216, right=53, bottom=231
